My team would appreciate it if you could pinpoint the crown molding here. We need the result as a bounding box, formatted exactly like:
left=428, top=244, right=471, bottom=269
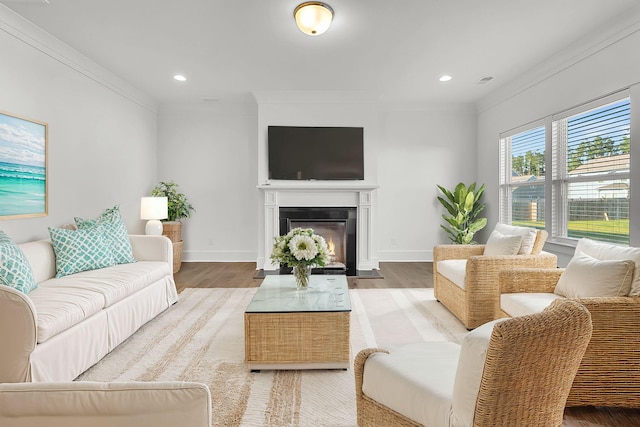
left=0, top=4, right=158, bottom=113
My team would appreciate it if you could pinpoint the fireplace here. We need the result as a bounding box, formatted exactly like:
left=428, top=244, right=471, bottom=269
left=258, top=183, right=377, bottom=274
left=279, top=207, right=357, bottom=276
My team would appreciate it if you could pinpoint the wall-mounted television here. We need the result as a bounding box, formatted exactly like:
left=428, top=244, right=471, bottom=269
left=268, top=126, right=364, bottom=180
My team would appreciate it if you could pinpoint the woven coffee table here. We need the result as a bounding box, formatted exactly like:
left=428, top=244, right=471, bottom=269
left=244, top=274, right=351, bottom=371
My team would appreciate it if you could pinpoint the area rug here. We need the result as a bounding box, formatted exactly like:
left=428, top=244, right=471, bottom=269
left=77, top=288, right=468, bottom=426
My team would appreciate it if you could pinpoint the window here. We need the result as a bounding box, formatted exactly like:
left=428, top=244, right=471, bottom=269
left=499, top=123, right=546, bottom=230
left=552, top=94, right=630, bottom=245
left=500, top=90, right=631, bottom=245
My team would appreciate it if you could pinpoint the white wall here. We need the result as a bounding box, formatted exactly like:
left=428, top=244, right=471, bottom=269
left=157, top=101, right=259, bottom=262
left=376, top=105, right=477, bottom=260
left=476, top=19, right=640, bottom=265
left=0, top=6, right=159, bottom=243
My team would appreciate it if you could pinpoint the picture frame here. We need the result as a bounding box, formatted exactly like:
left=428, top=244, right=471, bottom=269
left=0, top=110, right=48, bottom=219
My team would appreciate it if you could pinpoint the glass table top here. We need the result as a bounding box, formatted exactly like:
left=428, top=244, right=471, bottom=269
left=246, top=274, right=351, bottom=313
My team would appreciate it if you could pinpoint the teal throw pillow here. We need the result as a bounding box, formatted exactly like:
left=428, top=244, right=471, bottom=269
left=75, top=205, right=136, bottom=265
left=0, top=231, right=38, bottom=294
left=49, top=226, right=116, bottom=278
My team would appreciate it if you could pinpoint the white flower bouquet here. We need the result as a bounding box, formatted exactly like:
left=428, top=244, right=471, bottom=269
left=270, top=228, right=330, bottom=289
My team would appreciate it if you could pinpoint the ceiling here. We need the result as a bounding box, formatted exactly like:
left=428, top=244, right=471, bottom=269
left=3, top=0, right=640, bottom=106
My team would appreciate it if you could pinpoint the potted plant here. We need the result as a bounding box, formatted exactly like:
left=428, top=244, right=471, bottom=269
left=150, top=181, right=195, bottom=272
left=436, top=182, right=487, bottom=244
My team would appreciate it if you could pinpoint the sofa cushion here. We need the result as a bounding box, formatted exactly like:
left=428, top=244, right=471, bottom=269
left=0, top=231, right=38, bottom=294
left=575, top=238, right=640, bottom=297
left=28, top=285, right=106, bottom=343
left=362, top=341, right=460, bottom=427
left=483, top=230, right=523, bottom=256
left=452, top=318, right=507, bottom=427
left=43, top=261, right=171, bottom=307
left=494, top=223, right=538, bottom=255
left=500, top=293, right=562, bottom=317
left=554, top=253, right=635, bottom=298
left=75, top=205, right=136, bottom=265
left=437, top=259, right=467, bottom=289
left=49, top=226, right=115, bottom=278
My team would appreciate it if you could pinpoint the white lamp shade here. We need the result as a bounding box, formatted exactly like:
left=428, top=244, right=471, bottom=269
left=294, top=2, right=333, bottom=36
left=140, top=197, right=168, bottom=220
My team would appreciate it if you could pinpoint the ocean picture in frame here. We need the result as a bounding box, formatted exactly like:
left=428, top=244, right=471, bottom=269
left=0, top=110, right=47, bottom=219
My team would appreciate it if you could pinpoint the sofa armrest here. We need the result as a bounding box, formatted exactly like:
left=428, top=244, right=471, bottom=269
left=499, top=268, right=564, bottom=294
left=129, top=234, right=173, bottom=265
left=0, top=381, right=211, bottom=427
left=0, top=286, right=37, bottom=382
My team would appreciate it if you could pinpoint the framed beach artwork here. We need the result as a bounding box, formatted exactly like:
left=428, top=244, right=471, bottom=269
left=0, top=110, right=48, bottom=219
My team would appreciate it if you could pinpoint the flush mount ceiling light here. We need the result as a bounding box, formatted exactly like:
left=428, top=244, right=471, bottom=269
left=173, top=75, right=187, bottom=82
left=439, top=75, right=452, bottom=82
left=294, top=2, right=334, bottom=36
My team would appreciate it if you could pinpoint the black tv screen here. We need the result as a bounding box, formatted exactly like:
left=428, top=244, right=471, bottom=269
left=268, top=126, right=364, bottom=180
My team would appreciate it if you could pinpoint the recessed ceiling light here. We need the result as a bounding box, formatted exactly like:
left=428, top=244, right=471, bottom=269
left=173, top=75, right=187, bottom=82
left=439, top=75, right=452, bottom=82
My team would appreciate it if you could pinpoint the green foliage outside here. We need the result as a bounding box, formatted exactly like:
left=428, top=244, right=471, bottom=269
left=437, top=182, right=487, bottom=244
left=513, top=219, right=629, bottom=245
left=512, top=134, right=629, bottom=176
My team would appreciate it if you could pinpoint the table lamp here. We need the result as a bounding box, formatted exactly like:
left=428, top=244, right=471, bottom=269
left=140, top=196, right=168, bottom=235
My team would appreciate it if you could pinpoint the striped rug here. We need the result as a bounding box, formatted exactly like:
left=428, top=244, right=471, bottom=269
left=77, top=287, right=468, bottom=426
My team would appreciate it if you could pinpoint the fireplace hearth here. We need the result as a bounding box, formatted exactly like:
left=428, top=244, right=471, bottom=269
left=279, top=207, right=357, bottom=276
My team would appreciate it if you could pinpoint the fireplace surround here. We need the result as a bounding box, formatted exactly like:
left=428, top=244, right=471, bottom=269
left=258, top=183, right=378, bottom=275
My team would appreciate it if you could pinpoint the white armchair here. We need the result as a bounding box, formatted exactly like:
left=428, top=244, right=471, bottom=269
left=354, top=299, right=592, bottom=427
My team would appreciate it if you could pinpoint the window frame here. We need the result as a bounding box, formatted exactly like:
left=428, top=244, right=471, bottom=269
left=499, top=119, right=547, bottom=227
left=499, top=89, right=631, bottom=246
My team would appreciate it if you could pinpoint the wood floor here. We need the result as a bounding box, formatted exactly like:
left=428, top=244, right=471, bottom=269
left=174, top=261, right=640, bottom=427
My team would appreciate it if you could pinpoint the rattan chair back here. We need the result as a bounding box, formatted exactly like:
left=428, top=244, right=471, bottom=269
left=473, top=299, right=592, bottom=427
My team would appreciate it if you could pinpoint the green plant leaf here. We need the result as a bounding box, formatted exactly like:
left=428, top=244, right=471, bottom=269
left=454, top=183, right=467, bottom=204
left=437, top=185, right=456, bottom=204
left=469, top=218, right=488, bottom=233
left=437, top=196, right=457, bottom=217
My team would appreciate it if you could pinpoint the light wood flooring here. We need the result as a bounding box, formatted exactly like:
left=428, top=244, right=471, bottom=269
left=174, top=261, right=640, bottom=427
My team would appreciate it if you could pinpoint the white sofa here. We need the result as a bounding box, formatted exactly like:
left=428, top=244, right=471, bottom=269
left=0, top=235, right=178, bottom=383
left=0, top=381, right=211, bottom=427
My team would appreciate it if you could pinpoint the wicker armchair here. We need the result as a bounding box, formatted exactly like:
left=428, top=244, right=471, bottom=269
left=354, top=299, right=593, bottom=427
left=433, top=229, right=557, bottom=329
left=500, top=268, right=640, bottom=408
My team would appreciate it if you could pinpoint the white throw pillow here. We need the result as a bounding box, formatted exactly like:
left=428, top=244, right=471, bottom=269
left=451, top=318, right=507, bottom=427
left=575, top=238, right=640, bottom=297
left=494, top=223, right=538, bottom=255
left=484, top=230, right=523, bottom=256
left=554, top=253, right=635, bottom=298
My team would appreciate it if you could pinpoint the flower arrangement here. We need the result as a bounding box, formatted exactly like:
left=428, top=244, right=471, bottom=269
left=270, top=228, right=330, bottom=289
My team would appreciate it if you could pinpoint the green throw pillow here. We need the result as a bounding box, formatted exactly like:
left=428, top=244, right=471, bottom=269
left=75, top=205, right=136, bottom=265
left=49, top=226, right=116, bottom=278
left=0, top=231, right=38, bottom=294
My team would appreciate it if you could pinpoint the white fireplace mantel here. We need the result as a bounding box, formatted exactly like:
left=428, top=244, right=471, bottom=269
left=258, top=182, right=379, bottom=272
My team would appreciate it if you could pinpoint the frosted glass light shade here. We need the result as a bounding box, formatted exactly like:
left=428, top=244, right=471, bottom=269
left=294, top=2, right=333, bottom=36
left=140, top=197, right=168, bottom=236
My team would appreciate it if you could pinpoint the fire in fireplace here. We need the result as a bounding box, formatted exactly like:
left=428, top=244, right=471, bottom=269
left=279, top=207, right=357, bottom=275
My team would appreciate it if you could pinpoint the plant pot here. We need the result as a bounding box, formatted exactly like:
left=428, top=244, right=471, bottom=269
left=172, top=240, right=183, bottom=273
left=162, top=221, right=182, bottom=243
